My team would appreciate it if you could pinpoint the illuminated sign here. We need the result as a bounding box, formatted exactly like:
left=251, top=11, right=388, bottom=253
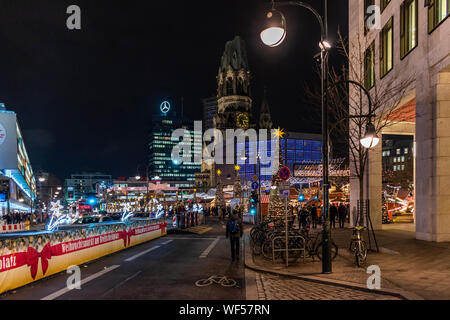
left=160, top=101, right=171, bottom=114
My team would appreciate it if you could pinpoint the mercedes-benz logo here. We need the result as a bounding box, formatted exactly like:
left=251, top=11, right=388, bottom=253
left=160, top=101, right=171, bottom=114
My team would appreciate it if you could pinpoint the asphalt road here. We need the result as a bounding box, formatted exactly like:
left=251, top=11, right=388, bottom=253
left=0, top=218, right=246, bottom=300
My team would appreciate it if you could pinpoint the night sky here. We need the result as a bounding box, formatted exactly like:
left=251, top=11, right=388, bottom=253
left=0, top=0, right=348, bottom=180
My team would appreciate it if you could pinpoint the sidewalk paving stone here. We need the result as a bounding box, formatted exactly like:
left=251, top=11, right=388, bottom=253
left=245, top=223, right=450, bottom=300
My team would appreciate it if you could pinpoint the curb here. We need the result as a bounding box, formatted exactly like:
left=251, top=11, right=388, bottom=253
left=243, top=234, right=423, bottom=300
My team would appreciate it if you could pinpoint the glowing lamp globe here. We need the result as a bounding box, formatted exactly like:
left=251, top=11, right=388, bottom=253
left=360, top=122, right=380, bottom=149
left=260, top=10, right=287, bottom=47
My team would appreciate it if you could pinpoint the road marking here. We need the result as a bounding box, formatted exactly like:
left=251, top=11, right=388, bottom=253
left=161, top=240, right=173, bottom=245
left=100, top=270, right=142, bottom=297
left=41, top=265, right=120, bottom=300
left=124, top=245, right=160, bottom=262
left=200, top=237, right=220, bottom=258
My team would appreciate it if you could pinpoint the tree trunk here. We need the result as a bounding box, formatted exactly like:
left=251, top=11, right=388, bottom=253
left=359, top=176, right=365, bottom=227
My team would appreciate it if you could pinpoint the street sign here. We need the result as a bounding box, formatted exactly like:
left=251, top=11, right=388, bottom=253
left=251, top=182, right=259, bottom=190
left=280, top=189, right=290, bottom=198
left=278, top=167, right=290, bottom=181
left=279, top=181, right=290, bottom=191
left=252, top=175, right=258, bottom=182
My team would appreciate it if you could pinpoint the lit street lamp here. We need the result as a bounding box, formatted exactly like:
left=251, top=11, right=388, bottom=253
left=260, top=0, right=333, bottom=273
left=360, top=122, right=379, bottom=149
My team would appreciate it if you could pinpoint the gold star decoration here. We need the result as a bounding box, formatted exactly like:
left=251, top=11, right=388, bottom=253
left=234, top=165, right=241, bottom=171
left=274, top=127, right=286, bottom=139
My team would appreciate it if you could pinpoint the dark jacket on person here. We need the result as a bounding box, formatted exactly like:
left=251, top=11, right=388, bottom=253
left=330, top=205, right=338, bottom=219
left=226, top=213, right=243, bottom=239
left=338, top=204, right=347, bottom=218
left=310, top=206, right=318, bottom=219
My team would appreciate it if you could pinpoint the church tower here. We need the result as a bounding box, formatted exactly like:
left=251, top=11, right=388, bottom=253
left=214, top=36, right=253, bottom=131
left=259, top=88, right=273, bottom=130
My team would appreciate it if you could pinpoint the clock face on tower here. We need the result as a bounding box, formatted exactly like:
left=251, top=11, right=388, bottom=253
left=236, top=113, right=249, bottom=129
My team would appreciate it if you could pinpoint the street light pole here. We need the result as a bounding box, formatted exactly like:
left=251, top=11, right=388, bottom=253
left=260, top=0, right=332, bottom=274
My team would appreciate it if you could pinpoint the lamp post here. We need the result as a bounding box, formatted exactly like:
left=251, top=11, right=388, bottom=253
left=260, top=0, right=332, bottom=273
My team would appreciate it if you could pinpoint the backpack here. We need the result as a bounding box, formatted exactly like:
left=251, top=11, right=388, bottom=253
left=227, top=219, right=239, bottom=234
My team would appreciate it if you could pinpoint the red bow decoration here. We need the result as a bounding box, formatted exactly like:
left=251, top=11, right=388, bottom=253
left=26, top=243, right=52, bottom=280
left=119, top=228, right=136, bottom=247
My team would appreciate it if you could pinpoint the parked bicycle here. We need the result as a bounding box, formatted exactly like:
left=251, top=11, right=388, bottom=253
left=301, top=226, right=338, bottom=261
left=349, top=226, right=368, bottom=267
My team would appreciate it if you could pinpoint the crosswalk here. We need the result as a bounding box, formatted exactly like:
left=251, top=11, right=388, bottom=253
left=185, top=226, right=213, bottom=234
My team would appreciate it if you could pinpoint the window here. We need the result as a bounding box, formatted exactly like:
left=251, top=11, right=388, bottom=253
left=381, top=0, right=391, bottom=12
left=364, top=42, right=375, bottom=89
left=404, top=147, right=408, bottom=154
left=402, top=165, right=405, bottom=170
left=428, top=0, right=449, bottom=33
left=400, top=0, right=418, bottom=59
left=394, top=166, right=397, bottom=171
left=380, top=17, right=394, bottom=77
left=401, top=156, right=405, bottom=162
left=396, top=148, right=401, bottom=155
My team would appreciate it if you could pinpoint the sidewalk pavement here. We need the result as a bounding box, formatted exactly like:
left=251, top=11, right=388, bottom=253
left=245, top=223, right=450, bottom=300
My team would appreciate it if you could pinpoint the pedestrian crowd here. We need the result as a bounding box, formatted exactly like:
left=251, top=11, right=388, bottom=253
left=1, top=211, right=37, bottom=226
left=294, top=202, right=349, bottom=229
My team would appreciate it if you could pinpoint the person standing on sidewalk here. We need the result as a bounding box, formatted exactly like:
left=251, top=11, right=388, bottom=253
left=330, top=203, right=338, bottom=229
left=226, top=209, right=243, bottom=262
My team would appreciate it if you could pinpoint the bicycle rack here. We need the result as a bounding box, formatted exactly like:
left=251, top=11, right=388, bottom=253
left=272, top=235, right=306, bottom=265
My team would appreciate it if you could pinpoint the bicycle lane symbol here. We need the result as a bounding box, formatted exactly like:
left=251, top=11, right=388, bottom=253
left=195, top=275, right=238, bottom=288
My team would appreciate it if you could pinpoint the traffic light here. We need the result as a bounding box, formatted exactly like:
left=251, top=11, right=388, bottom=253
left=250, top=191, right=258, bottom=215
left=250, top=191, right=258, bottom=203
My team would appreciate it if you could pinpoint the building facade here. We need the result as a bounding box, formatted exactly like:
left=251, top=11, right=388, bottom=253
left=236, top=132, right=322, bottom=192
left=202, top=97, right=218, bottom=132
left=0, top=103, right=36, bottom=215
left=382, top=134, right=414, bottom=188
left=64, top=172, right=112, bottom=203
left=148, top=101, right=201, bottom=187
left=349, top=0, right=450, bottom=240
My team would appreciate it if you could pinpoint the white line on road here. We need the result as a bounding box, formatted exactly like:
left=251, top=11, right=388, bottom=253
left=161, top=240, right=173, bottom=245
left=199, top=237, right=220, bottom=259
left=100, top=270, right=142, bottom=297
left=124, top=245, right=160, bottom=262
left=41, top=265, right=120, bottom=300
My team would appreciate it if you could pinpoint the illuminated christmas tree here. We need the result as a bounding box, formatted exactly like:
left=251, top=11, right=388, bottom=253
left=267, top=127, right=287, bottom=220
left=233, top=166, right=243, bottom=200
left=215, top=171, right=226, bottom=212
